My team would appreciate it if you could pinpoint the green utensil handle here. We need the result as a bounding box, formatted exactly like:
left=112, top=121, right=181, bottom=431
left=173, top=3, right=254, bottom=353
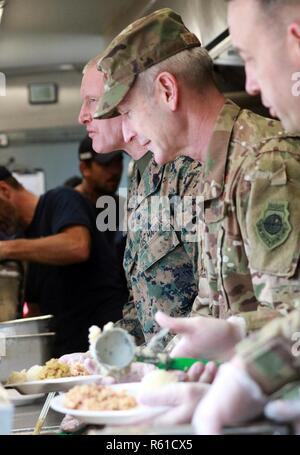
left=157, top=357, right=211, bottom=371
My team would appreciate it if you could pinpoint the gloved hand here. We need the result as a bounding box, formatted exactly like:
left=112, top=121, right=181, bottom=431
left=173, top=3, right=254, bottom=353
left=59, top=351, right=100, bottom=375
left=265, top=399, right=300, bottom=434
left=138, top=382, right=210, bottom=426
left=155, top=311, right=243, bottom=361
left=59, top=351, right=91, bottom=365
left=60, top=414, right=86, bottom=434
left=192, top=360, right=267, bottom=434
left=186, top=361, right=218, bottom=384
left=120, top=361, right=218, bottom=384
left=265, top=398, right=300, bottom=421
left=118, top=362, right=157, bottom=382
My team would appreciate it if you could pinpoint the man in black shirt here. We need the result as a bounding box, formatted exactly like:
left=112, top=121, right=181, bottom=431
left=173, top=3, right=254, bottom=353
left=0, top=166, right=127, bottom=355
left=76, top=136, right=123, bottom=207
left=75, top=136, right=128, bottom=298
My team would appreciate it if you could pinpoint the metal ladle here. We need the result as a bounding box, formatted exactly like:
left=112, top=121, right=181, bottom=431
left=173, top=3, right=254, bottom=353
left=90, top=327, right=137, bottom=376
left=90, top=327, right=211, bottom=375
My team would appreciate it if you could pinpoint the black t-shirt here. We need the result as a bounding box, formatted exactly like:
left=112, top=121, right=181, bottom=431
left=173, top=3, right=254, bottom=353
left=97, top=194, right=128, bottom=300
left=24, top=187, right=127, bottom=356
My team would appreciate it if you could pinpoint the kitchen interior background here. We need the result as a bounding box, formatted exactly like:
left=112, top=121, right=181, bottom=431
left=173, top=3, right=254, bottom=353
left=0, top=0, right=268, bottom=192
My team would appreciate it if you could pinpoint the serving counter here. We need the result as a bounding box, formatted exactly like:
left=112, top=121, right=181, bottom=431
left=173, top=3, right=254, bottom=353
left=11, top=399, right=291, bottom=436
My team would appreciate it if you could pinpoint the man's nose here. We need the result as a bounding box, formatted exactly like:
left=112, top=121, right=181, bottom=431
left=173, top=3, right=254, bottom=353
left=78, top=105, right=92, bottom=125
left=122, top=118, right=136, bottom=144
left=245, top=67, right=260, bottom=96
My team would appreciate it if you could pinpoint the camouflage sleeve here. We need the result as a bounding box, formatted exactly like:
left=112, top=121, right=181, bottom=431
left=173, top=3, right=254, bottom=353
left=236, top=309, right=300, bottom=395
left=238, top=309, right=284, bottom=332
left=174, top=157, right=202, bottom=284
left=236, top=139, right=300, bottom=330
left=114, top=291, right=145, bottom=346
left=173, top=157, right=204, bottom=319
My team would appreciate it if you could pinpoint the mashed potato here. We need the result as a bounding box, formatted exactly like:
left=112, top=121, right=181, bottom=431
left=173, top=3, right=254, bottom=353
left=26, top=365, right=44, bottom=382
left=6, top=370, right=27, bottom=385
left=140, top=369, right=178, bottom=393
left=88, top=325, right=101, bottom=346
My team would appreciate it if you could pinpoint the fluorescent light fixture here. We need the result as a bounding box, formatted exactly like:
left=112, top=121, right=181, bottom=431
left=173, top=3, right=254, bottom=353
left=0, top=1, right=6, bottom=25
left=58, top=64, right=75, bottom=71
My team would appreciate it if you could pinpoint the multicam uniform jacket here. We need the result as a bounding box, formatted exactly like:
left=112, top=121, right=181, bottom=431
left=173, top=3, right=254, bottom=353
left=118, top=155, right=202, bottom=345
left=236, top=308, right=300, bottom=396
left=192, top=100, right=300, bottom=332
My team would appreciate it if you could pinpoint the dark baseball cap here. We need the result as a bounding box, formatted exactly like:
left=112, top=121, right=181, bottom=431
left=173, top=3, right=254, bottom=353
left=78, top=136, right=123, bottom=164
left=0, top=166, right=12, bottom=181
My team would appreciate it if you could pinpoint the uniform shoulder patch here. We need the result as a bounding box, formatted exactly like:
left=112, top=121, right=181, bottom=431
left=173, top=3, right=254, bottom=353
left=256, top=202, right=291, bottom=250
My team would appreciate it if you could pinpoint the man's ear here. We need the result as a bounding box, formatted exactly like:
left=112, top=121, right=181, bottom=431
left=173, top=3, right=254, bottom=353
left=287, top=21, right=300, bottom=67
left=155, top=71, right=179, bottom=111
left=0, top=181, right=11, bottom=200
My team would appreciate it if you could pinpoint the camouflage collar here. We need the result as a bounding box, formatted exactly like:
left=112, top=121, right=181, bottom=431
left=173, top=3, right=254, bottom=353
left=202, top=100, right=241, bottom=201
left=136, top=151, right=152, bottom=178
left=133, top=157, right=165, bottom=209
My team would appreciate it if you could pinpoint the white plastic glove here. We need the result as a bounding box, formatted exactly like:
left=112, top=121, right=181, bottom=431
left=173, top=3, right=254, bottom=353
left=265, top=399, right=300, bottom=434
left=192, top=361, right=267, bottom=434
left=265, top=398, right=300, bottom=421
left=186, top=361, right=218, bottom=384
left=121, top=361, right=218, bottom=384
left=139, top=382, right=210, bottom=426
left=59, top=351, right=101, bottom=375
left=155, top=311, right=243, bottom=361
left=118, top=362, right=157, bottom=382
left=60, top=414, right=86, bottom=433
left=59, top=351, right=91, bottom=366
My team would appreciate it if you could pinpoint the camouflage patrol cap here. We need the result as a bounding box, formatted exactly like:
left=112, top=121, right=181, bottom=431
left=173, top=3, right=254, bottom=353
left=94, top=8, right=201, bottom=119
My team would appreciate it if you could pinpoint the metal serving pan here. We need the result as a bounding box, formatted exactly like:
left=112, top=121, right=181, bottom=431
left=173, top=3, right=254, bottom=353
left=0, top=332, right=55, bottom=382
left=0, top=315, right=53, bottom=336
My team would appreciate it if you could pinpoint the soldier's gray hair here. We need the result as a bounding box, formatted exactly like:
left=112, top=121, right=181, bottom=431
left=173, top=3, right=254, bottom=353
left=137, top=47, right=216, bottom=97
left=256, top=0, right=299, bottom=7
left=228, top=0, right=299, bottom=32
left=228, top=0, right=298, bottom=6
left=228, top=0, right=299, bottom=13
left=253, top=0, right=299, bottom=29
left=82, top=53, right=103, bottom=75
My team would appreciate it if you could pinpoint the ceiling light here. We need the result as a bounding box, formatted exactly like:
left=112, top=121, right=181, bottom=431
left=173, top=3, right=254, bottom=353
left=0, top=1, right=6, bottom=25
left=58, top=64, right=75, bottom=71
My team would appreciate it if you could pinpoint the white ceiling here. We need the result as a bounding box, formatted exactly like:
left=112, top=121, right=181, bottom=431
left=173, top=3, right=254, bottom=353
left=0, top=0, right=230, bottom=136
